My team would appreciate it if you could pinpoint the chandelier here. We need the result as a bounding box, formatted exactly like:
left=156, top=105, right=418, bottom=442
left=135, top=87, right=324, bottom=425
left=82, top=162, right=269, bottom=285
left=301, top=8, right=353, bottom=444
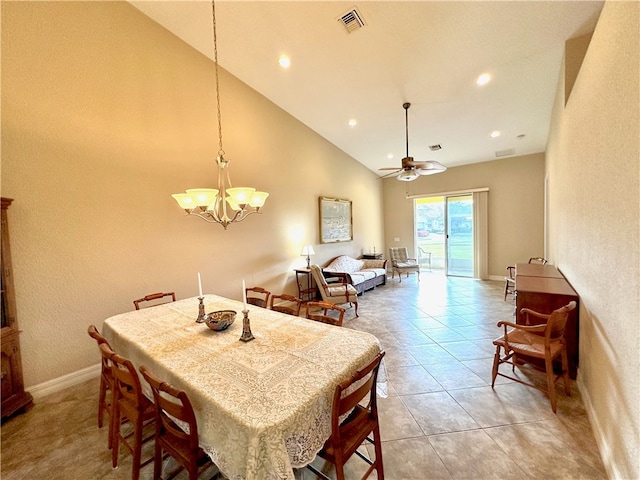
left=171, top=0, right=268, bottom=229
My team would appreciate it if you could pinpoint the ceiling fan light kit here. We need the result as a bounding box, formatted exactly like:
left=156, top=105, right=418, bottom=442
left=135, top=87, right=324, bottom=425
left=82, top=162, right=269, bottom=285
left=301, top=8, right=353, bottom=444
left=379, top=102, right=447, bottom=182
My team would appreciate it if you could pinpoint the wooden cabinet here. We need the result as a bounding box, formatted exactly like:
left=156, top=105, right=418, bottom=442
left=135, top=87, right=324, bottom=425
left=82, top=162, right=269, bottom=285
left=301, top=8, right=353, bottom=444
left=515, top=264, right=579, bottom=379
left=1, top=197, right=33, bottom=419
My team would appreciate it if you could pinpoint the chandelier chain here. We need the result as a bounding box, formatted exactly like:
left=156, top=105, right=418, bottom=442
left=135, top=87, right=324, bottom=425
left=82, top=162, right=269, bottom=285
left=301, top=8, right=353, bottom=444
left=212, top=0, right=224, bottom=156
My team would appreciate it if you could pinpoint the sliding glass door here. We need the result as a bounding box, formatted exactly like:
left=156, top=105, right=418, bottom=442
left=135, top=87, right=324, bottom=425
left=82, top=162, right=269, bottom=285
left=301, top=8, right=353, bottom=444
left=415, top=194, right=474, bottom=277
left=445, top=195, right=473, bottom=277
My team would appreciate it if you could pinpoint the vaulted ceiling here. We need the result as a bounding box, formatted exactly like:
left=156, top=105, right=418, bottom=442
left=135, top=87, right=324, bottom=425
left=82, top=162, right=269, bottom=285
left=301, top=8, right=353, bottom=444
left=130, top=1, right=603, bottom=177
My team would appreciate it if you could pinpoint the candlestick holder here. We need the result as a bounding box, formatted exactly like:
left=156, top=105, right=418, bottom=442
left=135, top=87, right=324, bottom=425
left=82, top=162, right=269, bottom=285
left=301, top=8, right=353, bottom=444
left=196, top=297, right=206, bottom=323
left=239, top=309, right=255, bottom=342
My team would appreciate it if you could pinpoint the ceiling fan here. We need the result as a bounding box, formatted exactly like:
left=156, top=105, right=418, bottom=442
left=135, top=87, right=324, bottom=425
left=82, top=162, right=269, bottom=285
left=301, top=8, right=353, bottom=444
left=379, top=102, right=447, bottom=182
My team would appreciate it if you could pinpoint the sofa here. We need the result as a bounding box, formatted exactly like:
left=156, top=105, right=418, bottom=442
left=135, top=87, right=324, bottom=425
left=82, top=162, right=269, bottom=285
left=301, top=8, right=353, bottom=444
left=322, top=255, right=387, bottom=294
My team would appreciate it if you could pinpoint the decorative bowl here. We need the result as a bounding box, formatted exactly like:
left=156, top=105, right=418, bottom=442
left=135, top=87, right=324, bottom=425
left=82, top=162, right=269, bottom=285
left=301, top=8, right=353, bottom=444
left=205, top=310, right=236, bottom=331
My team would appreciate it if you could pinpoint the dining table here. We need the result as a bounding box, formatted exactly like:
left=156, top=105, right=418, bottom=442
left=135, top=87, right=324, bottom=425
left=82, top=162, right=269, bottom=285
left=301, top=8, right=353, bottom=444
left=102, top=294, right=384, bottom=480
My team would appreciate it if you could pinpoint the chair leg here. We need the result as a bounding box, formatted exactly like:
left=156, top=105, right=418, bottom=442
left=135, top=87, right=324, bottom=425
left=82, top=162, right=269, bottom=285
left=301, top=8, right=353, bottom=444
left=111, top=403, right=120, bottom=468
left=132, top=417, right=143, bottom=480
left=153, top=441, right=163, bottom=480
left=503, top=281, right=508, bottom=301
left=491, top=347, right=501, bottom=388
left=98, top=377, right=107, bottom=428
left=373, top=424, right=384, bottom=480
left=545, top=355, right=558, bottom=413
left=561, top=348, right=571, bottom=396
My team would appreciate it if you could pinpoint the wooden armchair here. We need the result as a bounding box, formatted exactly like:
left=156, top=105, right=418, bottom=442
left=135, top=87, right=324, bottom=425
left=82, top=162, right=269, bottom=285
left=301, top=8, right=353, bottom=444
left=133, top=292, right=176, bottom=310
left=87, top=325, right=114, bottom=447
left=307, top=351, right=386, bottom=480
left=306, top=301, right=345, bottom=326
left=106, top=346, right=155, bottom=480
left=528, top=257, right=548, bottom=265
left=245, top=286, right=271, bottom=308
left=491, top=301, right=577, bottom=412
left=503, top=265, right=515, bottom=301
left=270, top=293, right=302, bottom=316
left=388, top=247, right=420, bottom=282
left=309, top=265, right=358, bottom=317
left=140, top=366, right=217, bottom=480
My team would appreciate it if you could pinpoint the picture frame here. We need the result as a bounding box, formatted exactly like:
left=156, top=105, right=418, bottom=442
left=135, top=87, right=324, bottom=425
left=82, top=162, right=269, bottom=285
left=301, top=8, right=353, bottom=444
left=319, top=197, right=353, bottom=244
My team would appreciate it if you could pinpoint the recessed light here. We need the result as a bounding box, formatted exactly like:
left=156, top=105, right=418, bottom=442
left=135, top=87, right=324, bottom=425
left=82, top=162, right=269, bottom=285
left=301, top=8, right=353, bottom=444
left=476, top=73, right=491, bottom=86
left=278, top=55, right=291, bottom=68
left=387, top=153, right=394, bottom=160
left=490, top=130, right=501, bottom=138
left=348, top=119, right=358, bottom=127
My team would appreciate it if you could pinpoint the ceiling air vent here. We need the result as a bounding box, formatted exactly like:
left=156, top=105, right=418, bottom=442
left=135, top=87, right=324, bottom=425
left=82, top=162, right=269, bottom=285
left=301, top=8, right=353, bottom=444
left=338, top=8, right=365, bottom=33
left=495, top=148, right=515, bottom=157
left=429, top=144, right=442, bottom=151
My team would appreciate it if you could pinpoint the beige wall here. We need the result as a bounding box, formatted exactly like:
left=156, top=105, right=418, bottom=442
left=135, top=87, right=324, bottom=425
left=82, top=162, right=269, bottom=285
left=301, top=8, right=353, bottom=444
left=383, top=154, right=545, bottom=278
left=546, top=1, right=639, bottom=478
left=1, top=2, right=383, bottom=387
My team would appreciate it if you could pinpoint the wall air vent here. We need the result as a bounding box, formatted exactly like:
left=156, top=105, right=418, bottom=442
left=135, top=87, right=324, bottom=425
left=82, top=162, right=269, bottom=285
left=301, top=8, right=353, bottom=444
left=495, top=148, right=515, bottom=157
left=429, top=144, right=442, bottom=151
left=338, top=8, right=365, bottom=33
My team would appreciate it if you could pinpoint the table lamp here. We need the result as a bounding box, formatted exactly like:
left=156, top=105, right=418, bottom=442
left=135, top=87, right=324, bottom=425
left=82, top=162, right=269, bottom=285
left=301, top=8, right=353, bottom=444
left=301, top=245, right=315, bottom=269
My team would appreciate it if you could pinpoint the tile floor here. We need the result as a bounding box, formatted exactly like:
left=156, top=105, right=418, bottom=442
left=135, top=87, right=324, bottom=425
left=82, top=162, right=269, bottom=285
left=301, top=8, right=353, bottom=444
left=0, top=273, right=607, bottom=479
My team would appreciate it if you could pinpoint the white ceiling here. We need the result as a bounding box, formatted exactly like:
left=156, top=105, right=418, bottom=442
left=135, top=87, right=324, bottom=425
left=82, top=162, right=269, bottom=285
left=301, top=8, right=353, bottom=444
left=129, top=1, right=603, bottom=176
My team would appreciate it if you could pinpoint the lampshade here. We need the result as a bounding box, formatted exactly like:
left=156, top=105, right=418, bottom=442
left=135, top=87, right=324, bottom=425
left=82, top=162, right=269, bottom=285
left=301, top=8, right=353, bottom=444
left=301, top=245, right=315, bottom=256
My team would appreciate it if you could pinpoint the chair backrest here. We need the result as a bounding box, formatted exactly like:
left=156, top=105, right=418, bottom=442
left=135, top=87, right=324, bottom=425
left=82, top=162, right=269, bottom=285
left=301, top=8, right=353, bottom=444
left=545, top=301, right=576, bottom=341
left=528, top=257, right=548, bottom=265
left=506, top=265, right=515, bottom=279
left=306, top=301, right=345, bottom=326
left=389, top=247, right=409, bottom=264
left=139, top=366, right=200, bottom=452
left=108, top=347, right=147, bottom=411
left=89, top=325, right=113, bottom=376
left=310, top=265, right=329, bottom=289
left=88, top=324, right=110, bottom=346
left=521, top=301, right=576, bottom=343
left=245, top=287, right=271, bottom=308
left=270, top=294, right=302, bottom=316
left=330, top=351, right=385, bottom=438
left=133, top=292, right=176, bottom=310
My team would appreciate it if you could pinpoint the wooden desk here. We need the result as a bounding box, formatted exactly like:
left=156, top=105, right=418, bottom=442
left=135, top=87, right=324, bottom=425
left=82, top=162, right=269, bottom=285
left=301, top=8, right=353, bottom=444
left=515, top=275, right=579, bottom=378
left=103, top=295, right=382, bottom=479
left=515, top=263, right=564, bottom=278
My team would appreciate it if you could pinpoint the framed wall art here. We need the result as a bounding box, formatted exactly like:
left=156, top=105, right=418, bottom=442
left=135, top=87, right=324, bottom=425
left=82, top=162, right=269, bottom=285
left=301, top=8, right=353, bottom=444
left=319, top=197, right=353, bottom=244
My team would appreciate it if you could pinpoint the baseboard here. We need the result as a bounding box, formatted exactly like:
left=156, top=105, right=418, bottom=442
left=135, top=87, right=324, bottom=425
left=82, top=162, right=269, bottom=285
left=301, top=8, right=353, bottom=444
left=28, top=363, right=101, bottom=401
left=577, top=372, right=620, bottom=479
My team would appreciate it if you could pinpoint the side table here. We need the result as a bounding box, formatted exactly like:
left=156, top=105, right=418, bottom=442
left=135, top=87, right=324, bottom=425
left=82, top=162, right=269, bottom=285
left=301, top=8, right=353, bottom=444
left=294, top=268, right=317, bottom=302
left=362, top=253, right=383, bottom=260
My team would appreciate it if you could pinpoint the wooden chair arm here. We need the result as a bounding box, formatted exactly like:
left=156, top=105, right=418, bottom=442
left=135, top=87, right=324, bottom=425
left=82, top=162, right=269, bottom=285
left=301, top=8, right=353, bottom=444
left=323, top=271, right=351, bottom=284
left=519, top=307, right=551, bottom=326
left=497, top=320, right=546, bottom=334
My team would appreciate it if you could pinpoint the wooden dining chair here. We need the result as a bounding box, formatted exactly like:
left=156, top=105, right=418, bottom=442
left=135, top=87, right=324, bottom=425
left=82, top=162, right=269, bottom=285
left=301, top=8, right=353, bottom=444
left=106, top=345, right=155, bottom=480
left=133, top=292, right=176, bottom=310
left=503, top=265, right=516, bottom=301
left=528, top=257, right=548, bottom=265
left=491, top=301, right=576, bottom=413
left=245, top=286, right=271, bottom=308
left=307, top=351, right=386, bottom=480
left=270, top=293, right=302, bottom=316
left=139, top=366, right=218, bottom=480
left=87, top=325, right=114, bottom=447
left=306, top=301, right=345, bottom=327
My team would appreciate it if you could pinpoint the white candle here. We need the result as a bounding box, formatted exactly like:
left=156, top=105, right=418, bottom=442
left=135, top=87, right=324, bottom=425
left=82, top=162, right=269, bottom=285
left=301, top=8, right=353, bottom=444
left=242, top=279, right=247, bottom=311
left=198, top=272, right=203, bottom=298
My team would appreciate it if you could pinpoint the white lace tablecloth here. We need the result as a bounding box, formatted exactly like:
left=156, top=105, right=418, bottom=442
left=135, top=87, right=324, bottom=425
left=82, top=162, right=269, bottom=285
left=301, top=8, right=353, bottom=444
left=102, top=294, right=382, bottom=480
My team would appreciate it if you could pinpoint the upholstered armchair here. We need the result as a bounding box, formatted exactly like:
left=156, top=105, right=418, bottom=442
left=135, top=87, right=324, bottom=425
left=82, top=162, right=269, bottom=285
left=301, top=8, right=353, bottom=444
left=309, top=265, right=359, bottom=317
left=388, top=247, right=420, bottom=282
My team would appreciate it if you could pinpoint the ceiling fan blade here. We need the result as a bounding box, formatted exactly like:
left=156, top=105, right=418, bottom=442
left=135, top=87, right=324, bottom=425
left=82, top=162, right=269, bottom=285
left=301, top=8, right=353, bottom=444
left=377, top=170, right=401, bottom=179
left=379, top=167, right=402, bottom=171
left=416, top=161, right=447, bottom=174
